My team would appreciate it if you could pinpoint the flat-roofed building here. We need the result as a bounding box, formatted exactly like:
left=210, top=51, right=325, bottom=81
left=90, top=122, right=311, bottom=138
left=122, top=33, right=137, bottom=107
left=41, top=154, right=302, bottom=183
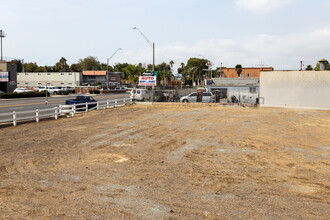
left=0, top=61, right=17, bottom=93
left=220, top=67, right=273, bottom=78
left=17, top=72, right=82, bottom=87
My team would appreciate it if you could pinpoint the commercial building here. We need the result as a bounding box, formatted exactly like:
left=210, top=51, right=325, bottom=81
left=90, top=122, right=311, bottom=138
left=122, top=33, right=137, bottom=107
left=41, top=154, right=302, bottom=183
left=220, top=67, right=273, bottom=78
left=260, top=70, right=330, bottom=110
left=82, top=71, right=122, bottom=86
left=16, top=71, right=124, bottom=88
left=206, top=78, right=259, bottom=104
left=0, top=61, right=17, bottom=93
left=17, top=72, right=82, bottom=87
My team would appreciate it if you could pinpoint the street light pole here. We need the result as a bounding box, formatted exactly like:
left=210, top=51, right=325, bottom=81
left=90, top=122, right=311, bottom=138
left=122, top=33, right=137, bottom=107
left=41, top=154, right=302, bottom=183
left=107, top=48, right=122, bottom=93
left=133, top=27, right=155, bottom=71
left=0, top=30, right=6, bottom=61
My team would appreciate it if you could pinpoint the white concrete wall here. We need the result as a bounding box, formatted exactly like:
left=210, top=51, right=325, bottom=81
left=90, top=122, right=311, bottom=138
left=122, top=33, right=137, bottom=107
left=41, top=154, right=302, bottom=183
left=260, top=71, right=330, bottom=110
left=17, top=72, right=82, bottom=87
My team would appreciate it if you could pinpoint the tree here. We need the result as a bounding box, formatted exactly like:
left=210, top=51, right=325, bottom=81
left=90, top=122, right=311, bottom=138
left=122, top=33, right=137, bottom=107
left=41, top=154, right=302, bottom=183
left=35, top=66, right=47, bottom=72
left=122, top=64, right=142, bottom=84
left=78, top=56, right=101, bottom=70
left=184, top=58, right=208, bottom=86
left=305, top=65, right=313, bottom=70
left=54, top=57, right=70, bottom=72
left=12, top=59, right=23, bottom=72
left=70, top=63, right=82, bottom=72
left=235, top=64, right=242, bottom=77
left=178, top=62, right=186, bottom=86
left=24, top=62, right=39, bottom=72
left=155, top=62, right=171, bottom=86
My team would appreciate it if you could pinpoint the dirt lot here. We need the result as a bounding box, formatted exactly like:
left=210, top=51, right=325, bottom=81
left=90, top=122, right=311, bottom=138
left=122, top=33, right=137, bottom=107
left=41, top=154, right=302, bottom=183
left=0, top=104, right=329, bottom=219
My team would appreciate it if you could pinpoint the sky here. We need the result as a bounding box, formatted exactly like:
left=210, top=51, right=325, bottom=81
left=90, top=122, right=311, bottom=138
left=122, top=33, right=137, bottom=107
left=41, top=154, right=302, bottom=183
left=1, top=0, right=330, bottom=71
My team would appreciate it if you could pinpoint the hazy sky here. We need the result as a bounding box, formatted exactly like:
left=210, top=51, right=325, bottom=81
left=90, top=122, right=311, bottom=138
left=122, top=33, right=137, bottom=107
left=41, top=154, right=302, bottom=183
left=1, top=0, right=330, bottom=71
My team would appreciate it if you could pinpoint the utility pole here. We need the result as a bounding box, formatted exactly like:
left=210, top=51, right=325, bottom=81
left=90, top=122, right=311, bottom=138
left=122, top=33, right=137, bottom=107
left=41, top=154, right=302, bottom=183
left=300, top=61, right=303, bottom=71
left=0, top=30, right=6, bottom=61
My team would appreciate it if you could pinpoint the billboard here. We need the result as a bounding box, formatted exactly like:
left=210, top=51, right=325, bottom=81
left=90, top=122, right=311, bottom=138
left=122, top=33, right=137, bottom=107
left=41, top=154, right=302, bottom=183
left=139, top=76, right=157, bottom=86
left=0, top=72, right=9, bottom=82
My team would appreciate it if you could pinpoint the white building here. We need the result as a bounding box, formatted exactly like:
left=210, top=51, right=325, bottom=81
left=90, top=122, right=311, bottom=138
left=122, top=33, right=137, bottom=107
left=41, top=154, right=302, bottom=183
left=17, top=72, right=82, bottom=87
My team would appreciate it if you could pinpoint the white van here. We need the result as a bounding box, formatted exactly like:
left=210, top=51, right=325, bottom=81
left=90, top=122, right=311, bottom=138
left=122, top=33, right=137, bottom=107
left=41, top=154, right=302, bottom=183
left=130, top=88, right=149, bottom=101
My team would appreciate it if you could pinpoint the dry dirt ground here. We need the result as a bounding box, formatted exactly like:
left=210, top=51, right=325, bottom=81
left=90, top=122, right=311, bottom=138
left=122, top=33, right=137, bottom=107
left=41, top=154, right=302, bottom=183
left=0, top=104, right=329, bottom=219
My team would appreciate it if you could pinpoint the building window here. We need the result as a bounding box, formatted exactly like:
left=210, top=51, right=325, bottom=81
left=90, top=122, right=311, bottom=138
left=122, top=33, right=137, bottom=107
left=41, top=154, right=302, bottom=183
left=221, top=73, right=226, bottom=78
left=249, top=87, right=257, bottom=93
left=88, top=75, right=96, bottom=80
left=68, top=83, right=72, bottom=85
left=38, top=73, right=41, bottom=75
left=17, top=73, right=20, bottom=76
left=47, top=73, right=51, bottom=75
left=68, top=72, right=72, bottom=75
left=61, top=73, right=64, bottom=75
left=38, top=82, right=41, bottom=85
left=25, top=82, right=29, bottom=85
left=248, top=73, right=251, bottom=77
left=240, top=74, right=244, bottom=78
left=25, top=73, right=29, bottom=75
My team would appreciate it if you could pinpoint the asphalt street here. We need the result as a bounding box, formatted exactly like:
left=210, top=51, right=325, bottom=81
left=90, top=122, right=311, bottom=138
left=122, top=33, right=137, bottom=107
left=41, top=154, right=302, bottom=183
left=0, top=93, right=130, bottom=114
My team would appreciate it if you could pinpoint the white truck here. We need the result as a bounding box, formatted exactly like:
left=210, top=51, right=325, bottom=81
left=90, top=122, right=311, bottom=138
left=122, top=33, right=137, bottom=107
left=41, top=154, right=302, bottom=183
left=130, top=88, right=150, bottom=101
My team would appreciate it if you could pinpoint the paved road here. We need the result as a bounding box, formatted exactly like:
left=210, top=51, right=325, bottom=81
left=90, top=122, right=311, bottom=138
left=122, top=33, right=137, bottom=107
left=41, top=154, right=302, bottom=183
left=0, top=93, right=130, bottom=114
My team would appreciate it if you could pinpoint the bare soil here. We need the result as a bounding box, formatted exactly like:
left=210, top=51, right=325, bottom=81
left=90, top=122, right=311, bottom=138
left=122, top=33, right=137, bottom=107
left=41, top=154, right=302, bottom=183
left=0, top=104, right=329, bottom=219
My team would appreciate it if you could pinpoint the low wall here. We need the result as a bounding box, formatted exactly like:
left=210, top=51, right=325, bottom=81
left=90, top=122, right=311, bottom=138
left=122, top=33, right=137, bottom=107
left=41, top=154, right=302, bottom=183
left=260, top=71, right=330, bottom=110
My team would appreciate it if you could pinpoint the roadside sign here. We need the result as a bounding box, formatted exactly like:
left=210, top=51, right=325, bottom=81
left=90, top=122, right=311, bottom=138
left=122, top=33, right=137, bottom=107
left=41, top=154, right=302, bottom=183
left=141, top=71, right=158, bottom=77
left=139, top=76, right=157, bottom=86
left=206, top=62, right=212, bottom=67
left=0, top=72, right=9, bottom=82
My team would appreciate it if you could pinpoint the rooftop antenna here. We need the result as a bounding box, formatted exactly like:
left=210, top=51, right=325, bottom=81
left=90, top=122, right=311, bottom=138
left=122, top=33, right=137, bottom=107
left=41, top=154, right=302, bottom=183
left=0, top=30, right=6, bottom=61
left=255, top=60, right=269, bottom=67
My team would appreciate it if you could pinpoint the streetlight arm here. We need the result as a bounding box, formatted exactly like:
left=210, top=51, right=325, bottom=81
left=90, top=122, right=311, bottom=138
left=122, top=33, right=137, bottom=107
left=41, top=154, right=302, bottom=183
left=133, top=27, right=153, bottom=47
left=107, top=48, right=122, bottom=65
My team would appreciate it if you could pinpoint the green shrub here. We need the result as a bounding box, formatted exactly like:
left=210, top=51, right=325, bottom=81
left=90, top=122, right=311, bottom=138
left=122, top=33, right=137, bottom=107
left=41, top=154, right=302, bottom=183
left=0, top=91, right=50, bottom=99
left=61, top=91, right=70, bottom=95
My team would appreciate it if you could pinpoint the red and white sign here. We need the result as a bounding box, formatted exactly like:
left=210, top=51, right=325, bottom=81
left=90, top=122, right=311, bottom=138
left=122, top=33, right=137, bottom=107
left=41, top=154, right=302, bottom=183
left=139, top=76, right=157, bottom=86
left=206, top=62, right=212, bottom=67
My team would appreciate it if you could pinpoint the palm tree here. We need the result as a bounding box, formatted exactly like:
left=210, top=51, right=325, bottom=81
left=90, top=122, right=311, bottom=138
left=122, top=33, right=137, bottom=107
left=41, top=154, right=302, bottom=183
left=235, top=64, right=242, bottom=78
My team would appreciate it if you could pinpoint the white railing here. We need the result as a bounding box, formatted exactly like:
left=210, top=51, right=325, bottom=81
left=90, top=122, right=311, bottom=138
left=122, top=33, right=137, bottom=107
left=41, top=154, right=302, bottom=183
left=0, top=98, right=133, bottom=126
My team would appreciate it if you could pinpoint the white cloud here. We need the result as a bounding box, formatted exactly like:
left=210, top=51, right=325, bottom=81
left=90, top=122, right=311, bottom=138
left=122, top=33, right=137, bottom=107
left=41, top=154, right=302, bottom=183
left=324, top=0, right=330, bottom=7
left=235, top=0, right=293, bottom=12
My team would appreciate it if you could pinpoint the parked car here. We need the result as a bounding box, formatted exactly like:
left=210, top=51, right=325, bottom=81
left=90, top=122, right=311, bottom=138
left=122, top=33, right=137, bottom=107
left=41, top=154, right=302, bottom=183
left=180, top=92, right=213, bottom=103
left=47, top=86, right=64, bottom=94
left=0, top=90, right=5, bottom=94
left=61, top=86, right=75, bottom=93
left=13, top=88, right=32, bottom=93
left=34, top=86, right=46, bottom=92
left=130, top=88, right=149, bottom=101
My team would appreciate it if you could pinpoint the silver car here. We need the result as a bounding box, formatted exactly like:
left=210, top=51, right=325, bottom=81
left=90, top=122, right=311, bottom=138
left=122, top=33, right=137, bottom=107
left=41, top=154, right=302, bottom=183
left=180, top=92, right=213, bottom=103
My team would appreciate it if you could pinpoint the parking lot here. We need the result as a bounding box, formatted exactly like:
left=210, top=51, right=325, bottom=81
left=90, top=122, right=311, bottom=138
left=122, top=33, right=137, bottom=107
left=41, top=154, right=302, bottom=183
left=0, top=104, right=329, bottom=219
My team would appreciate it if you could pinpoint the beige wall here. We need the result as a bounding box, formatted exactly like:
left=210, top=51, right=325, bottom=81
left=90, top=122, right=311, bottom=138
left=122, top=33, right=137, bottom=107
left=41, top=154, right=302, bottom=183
left=260, top=71, right=330, bottom=110
left=17, top=72, right=82, bottom=87
left=0, top=62, right=7, bottom=71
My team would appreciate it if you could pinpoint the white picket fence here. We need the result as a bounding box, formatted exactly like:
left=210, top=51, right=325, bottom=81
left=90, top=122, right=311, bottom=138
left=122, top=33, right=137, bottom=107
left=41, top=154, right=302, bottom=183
left=0, top=98, right=133, bottom=126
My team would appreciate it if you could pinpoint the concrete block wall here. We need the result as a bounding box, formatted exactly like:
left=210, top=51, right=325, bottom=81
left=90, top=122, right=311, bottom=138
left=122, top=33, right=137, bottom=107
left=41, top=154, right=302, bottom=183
left=260, top=71, right=330, bottom=110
